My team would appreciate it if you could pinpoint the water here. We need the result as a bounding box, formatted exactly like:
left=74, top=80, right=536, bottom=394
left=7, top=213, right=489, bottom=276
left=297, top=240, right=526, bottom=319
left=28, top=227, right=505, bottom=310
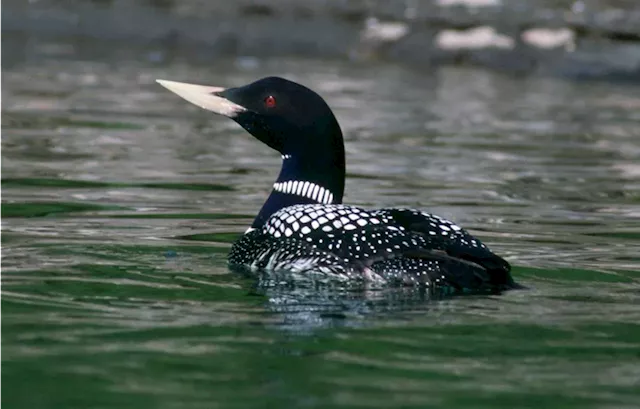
left=2, top=37, right=640, bottom=408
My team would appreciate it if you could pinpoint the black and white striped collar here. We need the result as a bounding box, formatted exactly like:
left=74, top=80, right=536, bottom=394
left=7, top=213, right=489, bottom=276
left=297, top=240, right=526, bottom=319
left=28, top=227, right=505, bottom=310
left=273, top=180, right=334, bottom=204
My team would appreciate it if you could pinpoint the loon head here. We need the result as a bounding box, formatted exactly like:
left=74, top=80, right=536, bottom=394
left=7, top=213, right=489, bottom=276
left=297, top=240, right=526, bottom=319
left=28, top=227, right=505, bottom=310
left=157, top=76, right=346, bottom=226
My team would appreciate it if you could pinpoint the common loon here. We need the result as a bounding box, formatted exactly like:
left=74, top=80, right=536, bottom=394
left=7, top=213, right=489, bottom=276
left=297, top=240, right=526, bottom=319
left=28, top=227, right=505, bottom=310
left=157, top=76, right=518, bottom=291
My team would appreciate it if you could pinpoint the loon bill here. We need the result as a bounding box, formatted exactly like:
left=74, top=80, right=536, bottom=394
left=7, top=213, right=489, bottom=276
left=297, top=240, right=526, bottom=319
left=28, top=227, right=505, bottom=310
left=157, top=76, right=520, bottom=291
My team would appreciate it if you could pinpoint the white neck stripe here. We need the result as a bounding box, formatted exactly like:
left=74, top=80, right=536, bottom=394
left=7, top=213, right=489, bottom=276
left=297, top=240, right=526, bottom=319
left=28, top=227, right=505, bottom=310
left=273, top=180, right=334, bottom=204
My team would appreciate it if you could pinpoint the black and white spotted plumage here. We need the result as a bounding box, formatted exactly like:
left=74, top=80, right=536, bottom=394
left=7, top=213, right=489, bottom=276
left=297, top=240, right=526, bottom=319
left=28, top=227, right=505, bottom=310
left=229, top=204, right=514, bottom=290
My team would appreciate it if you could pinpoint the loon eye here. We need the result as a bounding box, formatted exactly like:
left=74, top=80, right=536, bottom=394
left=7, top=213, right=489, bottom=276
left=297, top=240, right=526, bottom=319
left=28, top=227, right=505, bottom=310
left=264, top=95, right=276, bottom=108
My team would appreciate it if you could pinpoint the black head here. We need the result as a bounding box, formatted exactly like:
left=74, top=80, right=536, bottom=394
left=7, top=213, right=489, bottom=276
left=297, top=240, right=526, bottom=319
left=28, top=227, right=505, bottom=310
left=157, top=76, right=347, bottom=226
left=157, top=76, right=344, bottom=163
left=217, top=77, right=342, bottom=156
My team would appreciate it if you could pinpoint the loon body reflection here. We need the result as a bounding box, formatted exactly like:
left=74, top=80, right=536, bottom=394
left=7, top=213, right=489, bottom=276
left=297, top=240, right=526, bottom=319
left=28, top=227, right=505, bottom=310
left=157, top=76, right=518, bottom=291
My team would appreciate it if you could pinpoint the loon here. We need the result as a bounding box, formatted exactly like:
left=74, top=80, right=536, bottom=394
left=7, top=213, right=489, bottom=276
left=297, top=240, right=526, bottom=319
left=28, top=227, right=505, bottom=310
left=157, top=76, right=519, bottom=291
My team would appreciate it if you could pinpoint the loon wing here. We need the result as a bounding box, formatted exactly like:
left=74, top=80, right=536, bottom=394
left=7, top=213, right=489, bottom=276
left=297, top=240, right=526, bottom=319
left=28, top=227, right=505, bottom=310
left=380, top=208, right=512, bottom=284
left=297, top=222, right=511, bottom=290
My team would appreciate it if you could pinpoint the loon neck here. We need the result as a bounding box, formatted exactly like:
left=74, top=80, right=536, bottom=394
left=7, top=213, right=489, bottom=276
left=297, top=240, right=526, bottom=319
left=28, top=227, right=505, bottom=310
left=251, top=154, right=345, bottom=228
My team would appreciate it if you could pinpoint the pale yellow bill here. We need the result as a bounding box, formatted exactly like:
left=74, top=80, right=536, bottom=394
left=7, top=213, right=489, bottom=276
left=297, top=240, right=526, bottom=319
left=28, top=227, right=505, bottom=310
left=156, top=79, right=246, bottom=117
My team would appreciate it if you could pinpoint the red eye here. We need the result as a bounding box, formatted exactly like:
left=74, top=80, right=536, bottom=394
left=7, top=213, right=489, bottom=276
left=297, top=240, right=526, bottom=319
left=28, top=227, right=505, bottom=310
left=264, top=95, right=276, bottom=108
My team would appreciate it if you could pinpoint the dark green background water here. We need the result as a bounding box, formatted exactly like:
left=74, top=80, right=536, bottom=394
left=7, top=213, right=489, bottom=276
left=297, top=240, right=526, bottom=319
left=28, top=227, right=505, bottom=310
left=2, top=37, right=640, bottom=408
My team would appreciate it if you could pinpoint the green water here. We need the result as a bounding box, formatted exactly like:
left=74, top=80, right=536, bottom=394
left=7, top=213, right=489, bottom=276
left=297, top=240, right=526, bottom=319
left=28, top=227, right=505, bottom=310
left=2, top=37, right=640, bottom=408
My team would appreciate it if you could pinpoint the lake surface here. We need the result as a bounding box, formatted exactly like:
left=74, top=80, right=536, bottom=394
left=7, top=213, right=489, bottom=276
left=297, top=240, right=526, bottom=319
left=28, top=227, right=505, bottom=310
left=2, top=36, right=640, bottom=408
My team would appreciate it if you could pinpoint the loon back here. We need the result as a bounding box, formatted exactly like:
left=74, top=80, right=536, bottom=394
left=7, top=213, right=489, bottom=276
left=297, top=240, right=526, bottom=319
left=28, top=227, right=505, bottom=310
left=157, top=76, right=519, bottom=291
left=229, top=204, right=514, bottom=290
